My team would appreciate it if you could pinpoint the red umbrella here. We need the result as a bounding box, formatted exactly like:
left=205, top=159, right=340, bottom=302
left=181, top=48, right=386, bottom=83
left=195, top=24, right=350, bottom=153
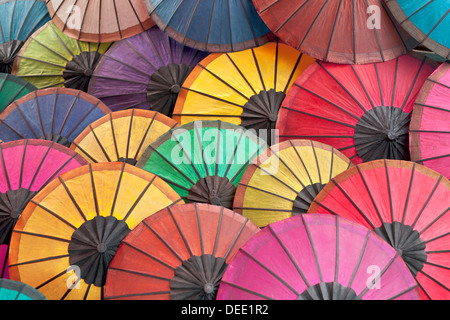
left=308, top=159, right=450, bottom=300
left=217, top=214, right=420, bottom=300
left=277, top=54, right=437, bottom=164
left=410, top=62, right=450, bottom=179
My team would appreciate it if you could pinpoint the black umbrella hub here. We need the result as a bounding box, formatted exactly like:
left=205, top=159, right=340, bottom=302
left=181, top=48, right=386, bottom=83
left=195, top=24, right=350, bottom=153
left=187, top=176, right=236, bottom=209
left=298, top=282, right=362, bottom=300
left=63, top=51, right=102, bottom=92
left=0, top=40, right=24, bottom=73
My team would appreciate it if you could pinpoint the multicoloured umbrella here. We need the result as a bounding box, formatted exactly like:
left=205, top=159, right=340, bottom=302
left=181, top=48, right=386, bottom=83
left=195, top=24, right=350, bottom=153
left=71, top=109, right=178, bottom=165
left=309, top=159, right=450, bottom=300
left=0, top=139, right=88, bottom=245
left=0, top=73, right=36, bottom=112
left=410, top=62, right=450, bottom=179
left=46, top=0, right=155, bottom=43
left=88, top=26, right=209, bottom=116
left=386, top=0, right=450, bottom=61
left=0, top=0, right=50, bottom=73
left=277, top=54, right=437, bottom=164
left=233, top=140, right=353, bottom=227
left=136, top=120, right=267, bottom=209
left=172, top=41, right=315, bottom=144
left=12, top=21, right=113, bottom=91
left=8, top=162, right=183, bottom=300
left=0, top=87, right=111, bottom=147
left=0, top=245, right=8, bottom=278
left=251, top=0, right=417, bottom=64
left=104, top=203, right=260, bottom=300
left=143, top=0, right=274, bottom=52
left=0, top=279, right=46, bottom=300
left=217, top=214, right=420, bottom=300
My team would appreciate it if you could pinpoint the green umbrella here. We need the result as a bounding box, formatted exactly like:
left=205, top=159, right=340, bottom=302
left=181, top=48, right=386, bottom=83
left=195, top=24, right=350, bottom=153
left=0, top=73, right=36, bottom=112
left=136, top=120, right=267, bottom=209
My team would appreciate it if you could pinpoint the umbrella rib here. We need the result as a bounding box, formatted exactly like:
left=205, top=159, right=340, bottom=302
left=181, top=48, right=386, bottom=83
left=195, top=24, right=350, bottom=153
left=350, top=65, right=376, bottom=110
left=274, top=0, right=310, bottom=34
left=122, top=176, right=156, bottom=222
left=194, top=203, right=204, bottom=255
left=205, top=0, right=216, bottom=51
left=0, top=118, right=28, bottom=140
left=8, top=0, right=16, bottom=40
left=167, top=206, right=193, bottom=257
left=61, top=0, right=80, bottom=32
left=418, top=7, right=450, bottom=47
left=122, top=38, right=157, bottom=72
left=239, top=183, right=295, bottom=203
left=374, top=63, right=385, bottom=106
left=109, top=162, right=126, bottom=216
left=419, top=206, right=450, bottom=237
left=281, top=107, right=356, bottom=128
left=12, top=230, right=71, bottom=244
left=401, top=163, right=416, bottom=224
left=48, top=22, right=76, bottom=58
left=40, top=152, right=81, bottom=189
left=346, top=230, right=370, bottom=288
left=86, top=124, right=111, bottom=162
left=91, top=74, right=149, bottom=85
left=239, top=0, right=259, bottom=48
left=229, top=145, right=265, bottom=184
left=411, top=175, right=444, bottom=230
left=223, top=217, right=250, bottom=261
left=225, top=53, right=258, bottom=96
left=279, top=134, right=354, bottom=139
left=296, top=0, right=329, bottom=51
left=219, top=280, right=273, bottom=300
left=58, top=176, right=88, bottom=222
left=378, top=0, right=409, bottom=51
left=65, top=101, right=103, bottom=139
left=359, top=253, right=400, bottom=297
left=250, top=47, right=266, bottom=92
left=180, top=87, right=244, bottom=108
left=193, top=122, right=210, bottom=177
left=109, top=113, right=120, bottom=161
left=112, top=0, right=122, bottom=40
left=215, top=121, right=221, bottom=175
left=410, top=129, right=450, bottom=134
left=132, top=112, right=159, bottom=160
left=123, top=240, right=177, bottom=272
left=427, top=78, right=450, bottom=90
left=8, top=254, right=69, bottom=268
left=417, top=269, right=450, bottom=293
left=108, top=266, right=172, bottom=282
left=384, top=160, right=395, bottom=223
left=401, top=57, right=427, bottom=111
left=311, top=141, right=322, bottom=185
left=0, top=145, right=11, bottom=190
left=102, top=53, right=152, bottom=77
left=223, top=128, right=245, bottom=177
left=15, top=54, right=66, bottom=69
left=364, top=0, right=385, bottom=61
left=212, top=207, right=224, bottom=257
left=324, top=0, right=343, bottom=62
left=26, top=140, right=52, bottom=189
left=15, top=103, right=39, bottom=138
left=127, top=0, right=146, bottom=33
left=386, top=285, right=420, bottom=300
left=279, top=141, right=312, bottom=187
left=300, top=214, right=323, bottom=283
left=71, top=141, right=99, bottom=163
left=169, top=128, right=202, bottom=180
left=180, top=0, right=201, bottom=47
left=125, top=109, right=134, bottom=161
left=415, top=102, right=450, bottom=112
left=142, top=220, right=184, bottom=263
left=16, top=0, right=36, bottom=41
left=282, top=49, right=303, bottom=94
left=57, top=91, right=79, bottom=136
left=35, top=92, right=46, bottom=137
left=415, top=153, right=450, bottom=163
left=89, top=164, right=100, bottom=216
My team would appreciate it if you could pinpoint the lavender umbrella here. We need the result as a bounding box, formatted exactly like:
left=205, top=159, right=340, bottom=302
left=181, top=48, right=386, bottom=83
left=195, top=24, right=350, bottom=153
left=88, top=26, right=209, bottom=117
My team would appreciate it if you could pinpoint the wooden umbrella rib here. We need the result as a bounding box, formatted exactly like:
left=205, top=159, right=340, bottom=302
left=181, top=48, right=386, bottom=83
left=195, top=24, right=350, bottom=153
left=87, top=124, right=111, bottom=162
left=281, top=107, right=356, bottom=128
left=225, top=53, right=258, bottom=96
left=125, top=109, right=134, bottom=161
left=8, top=0, right=16, bottom=40
left=167, top=206, right=193, bottom=257
left=193, top=123, right=210, bottom=177
left=346, top=230, right=370, bottom=289
left=222, top=215, right=250, bottom=262
left=359, top=253, right=400, bottom=297
left=169, top=128, right=202, bottom=180
left=383, top=160, right=395, bottom=223
left=297, top=0, right=330, bottom=51
left=239, top=183, right=296, bottom=203
left=12, top=230, right=71, bottom=243
left=205, top=0, right=216, bottom=51
left=57, top=176, right=88, bottom=222
left=387, top=285, right=420, bottom=300
left=400, top=163, right=416, bottom=224
left=417, top=269, right=450, bottom=293
left=181, top=0, right=202, bottom=47
left=112, top=0, right=122, bottom=39
left=122, top=175, right=156, bottom=222
left=211, top=206, right=224, bottom=257
left=142, top=220, right=184, bottom=263
left=274, top=0, right=310, bottom=34
left=16, top=0, right=36, bottom=40
left=123, top=37, right=157, bottom=72
left=0, top=145, right=11, bottom=190
left=239, top=0, right=258, bottom=47
left=109, top=113, right=120, bottom=161
left=418, top=207, right=450, bottom=238
left=15, top=101, right=39, bottom=138
left=108, top=266, right=172, bottom=282
left=8, top=254, right=69, bottom=268
left=132, top=111, right=157, bottom=160
left=27, top=141, right=53, bottom=189
left=324, top=0, right=342, bottom=62
left=300, top=214, right=323, bottom=283
left=401, top=57, right=428, bottom=111
left=415, top=103, right=450, bottom=112
left=88, top=164, right=100, bottom=216
left=65, top=101, right=102, bottom=139
left=219, top=280, right=273, bottom=300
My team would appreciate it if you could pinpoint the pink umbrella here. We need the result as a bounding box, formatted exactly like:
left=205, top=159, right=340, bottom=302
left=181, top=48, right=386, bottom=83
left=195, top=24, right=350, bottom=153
left=217, top=214, right=420, bottom=300
left=0, top=245, right=8, bottom=278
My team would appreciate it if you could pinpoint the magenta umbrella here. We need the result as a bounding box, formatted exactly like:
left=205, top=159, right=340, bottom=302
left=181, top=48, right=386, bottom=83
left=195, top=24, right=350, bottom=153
left=0, top=245, right=8, bottom=278
left=217, top=214, right=420, bottom=300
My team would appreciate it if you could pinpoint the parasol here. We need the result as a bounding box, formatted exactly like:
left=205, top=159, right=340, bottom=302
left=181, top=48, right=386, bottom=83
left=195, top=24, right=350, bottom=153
left=173, top=41, right=315, bottom=144
left=71, top=109, right=178, bottom=165
left=0, top=0, right=50, bottom=73
left=216, top=214, right=420, bottom=300
left=308, top=159, right=450, bottom=300
left=88, top=26, right=209, bottom=116
left=251, top=0, right=417, bottom=64
left=0, top=279, right=46, bottom=300
left=386, top=0, right=450, bottom=61
left=136, top=120, right=267, bottom=209
left=8, top=162, right=183, bottom=300
left=0, top=244, right=8, bottom=278
left=233, top=139, right=353, bottom=227
left=12, top=21, right=113, bottom=91
left=104, top=203, right=259, bottom=300
left=410, top=62, right=450, bottom=179
left=143, top=0, right=273, bottom=52
left=0, top=87, right=111, bottom=147
left=0, top=139, right=88, bottom=244
left=0, top=73, right=36, bottom=112
left=46, top=0, right=155, bottom=43
left=277, top=54, right=437, bottom=164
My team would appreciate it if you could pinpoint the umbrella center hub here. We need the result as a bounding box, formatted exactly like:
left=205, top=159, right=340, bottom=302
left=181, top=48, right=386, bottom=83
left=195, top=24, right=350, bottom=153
left=203, top=283, right=215, bottom=294
left=97, top=243, right=108, bottom=253
left=63, top=51, right=102, bottom=92
left=0, top=40, right=24, bottom=73
left=170, top=84, right=181, bottom=93
left=293, top=183, right=326, bottom=215
left=188, top=176, right=237, bottom=209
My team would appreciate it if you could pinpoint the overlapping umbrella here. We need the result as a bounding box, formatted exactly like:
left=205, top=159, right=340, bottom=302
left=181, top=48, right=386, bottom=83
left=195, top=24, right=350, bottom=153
left=143, top=0, right=274, bottom=52
left=277, top=54, right=437, bottom=164
left=104, top=203, right=259, bottom=300
left=217, top=214, right=420, bottom=300
left=0, top=0, right=50, bottom=73
left=309, top=159, right=450, bottom=300
left=233, top=139, right=353, bottom=227
left=410, top=62, right=450, bottom=179
left=0, top=87, right=111, bottom=147
left=71, top=109, right=178, bottom=165
left=173, top=41, right=315, bottom=144
left=8, top=162, right=183, bottom=300
left=136, top=120, right=267, bottom=209
left=0, top=73, right=36, bottom=112
left=46, top=0, right=155, bottom=43
left=88, top=26, right=209, bottom=116
left=251, top=0, right=417, bottom=64
left=12, top=21, right=113, bottom=91
left=0, top=278, right=46, bottom=300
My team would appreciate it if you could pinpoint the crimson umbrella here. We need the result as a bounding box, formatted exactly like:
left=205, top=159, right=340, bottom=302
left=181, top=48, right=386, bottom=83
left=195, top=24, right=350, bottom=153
left=217, top=214, right=420, bottom=300
left=0, top=245, right=8, bottom=278
left=309, top=159, right=450, bottom=300
left=277, top=54, right=437, bottom=164
left=410, top=62, right=450, bottom=179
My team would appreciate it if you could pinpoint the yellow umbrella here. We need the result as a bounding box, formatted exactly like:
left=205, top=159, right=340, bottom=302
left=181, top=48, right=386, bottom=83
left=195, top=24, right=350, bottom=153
left=71, top=109, right=178, bottom=165
left=172, top=41, right=315, bottom=144
left=8, top=162, right=183, bottom=300
left=233, top=140, right=353, bottom=227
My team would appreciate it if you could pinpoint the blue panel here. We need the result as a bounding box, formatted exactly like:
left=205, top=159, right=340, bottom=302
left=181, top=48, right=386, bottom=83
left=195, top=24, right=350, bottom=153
left=185, top=0, right=214, bottom=44
left=208, top=0, right=232, bottom=45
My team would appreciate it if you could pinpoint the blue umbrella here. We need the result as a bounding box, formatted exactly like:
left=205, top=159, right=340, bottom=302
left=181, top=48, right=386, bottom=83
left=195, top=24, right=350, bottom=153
left=386, top=0, right=450, bottom=60
left=144, top=0, right=274, bottom=52
left=0, top=0, right=50, bottom=73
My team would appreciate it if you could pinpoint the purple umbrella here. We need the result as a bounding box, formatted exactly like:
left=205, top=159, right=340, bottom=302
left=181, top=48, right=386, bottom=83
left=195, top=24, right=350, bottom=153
left=88, top=26, right=209, bottom=117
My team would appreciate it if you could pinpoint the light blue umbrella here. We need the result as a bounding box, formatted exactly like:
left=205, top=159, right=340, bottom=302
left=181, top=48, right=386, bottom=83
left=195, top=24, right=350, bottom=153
left=0, top=279, right=47, bottom=300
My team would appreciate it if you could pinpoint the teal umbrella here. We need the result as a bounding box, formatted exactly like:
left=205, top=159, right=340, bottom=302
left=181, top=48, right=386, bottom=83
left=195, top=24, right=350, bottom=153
left=0, top=73, right=36, bottom=112
left=0, top=279, right=46, bottom=300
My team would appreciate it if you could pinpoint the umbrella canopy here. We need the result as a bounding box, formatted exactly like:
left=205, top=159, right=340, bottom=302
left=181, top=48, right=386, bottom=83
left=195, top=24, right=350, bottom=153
left=0, top=87, right=111, bottom=147
left=308, top=159, right=450, bottom=300
left=71, top=109, right=178, bottom=165
left=143, top=0, right=274, bottom=52
left=104, top=203, right=260, bottom=300
left=277, top=54, right=437, bottom=164
left=12, top=21, right=113, bottom=91
left=136, top=120, right=267, bottom=209
left=0, top=279, right=46, bottom=300
left=172, top=41, right=315, bottom=144
left=233, top=139, right=354, bottom=227
left=216, top=214, right=420, bottom=300
left=88, top=26, right=209, bottom=116
left=8, top=162, right=183, bottom=300
left=0, top=73, right=36, bottom=112
left=46, top=0, right=155, bottom=43
left=0, top=245, right=8, bottom=278
left=251, top=0, right=417, bottom=64
left=0, top=0, right=50, bottom=73
left=410, top=62, right=450, bottom=179
left=0, top=139, right=88, bottom=245
left=386, top=0, right=450, bottom=61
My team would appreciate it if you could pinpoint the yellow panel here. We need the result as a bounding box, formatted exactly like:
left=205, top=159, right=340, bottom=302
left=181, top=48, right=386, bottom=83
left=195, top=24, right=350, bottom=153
left=243, top=208, right=293, bottom=228
left=226, top=48, right=265, bottom=94
left=252, top=42, right=277, bottom=91
left=277, top=46, right=315, bottom=92
left=91, top=169, right=122, bottom=216
left=62, top=172, right=97, bottom=222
